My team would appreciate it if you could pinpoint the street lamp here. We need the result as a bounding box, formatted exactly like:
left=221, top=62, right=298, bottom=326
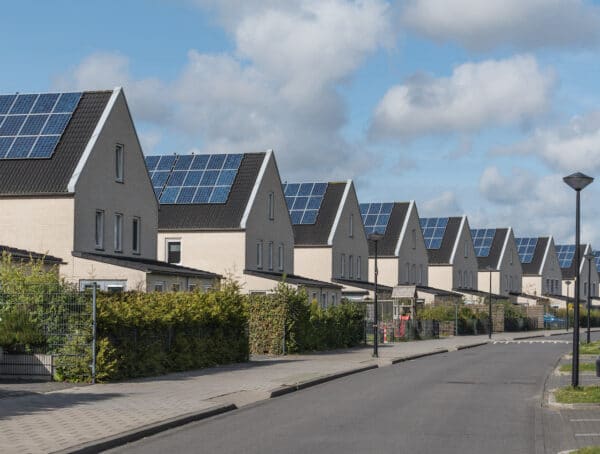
left=566, top=280, right=572, bottom=332
left=564, top=171, right=594, bottom=388
left=585, top=252, right=595, bottom=344
left=369, top=232, right=384, bottom=358
left=486, top=266, right=494, bottom=339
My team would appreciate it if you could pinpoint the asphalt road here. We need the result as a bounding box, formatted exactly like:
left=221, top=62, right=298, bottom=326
left=110, top=337, right=578, bottom=454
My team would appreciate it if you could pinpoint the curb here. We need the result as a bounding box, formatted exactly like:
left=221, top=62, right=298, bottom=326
left=269, top=364, right=379, bottom=398
left=457, top=342, right=489, bottom=350
left=513, top=334, right=546, bottom=340
left=54, top=404, right=237, bottom=454
left=390, top=349, right=449, bottom=364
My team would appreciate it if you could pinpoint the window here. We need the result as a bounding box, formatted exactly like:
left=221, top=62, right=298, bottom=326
left=268, top=242, right=273, bottom=270
left=405, top=263, right=410, bottom=284
left=349, top=255, right=354, bottom=279
left=114, top=213, right=123, bottom=252
left=341, top=254, right=346, bottom=278
left=188, top=284, right=197, bottom=292
left=171, top=283, right=180, bottom=292
left=268, top=192, right=274, bottom=220
left=132, top=217, right=141, bottom=254
left=311, top=292, right=318, bottom=302
left=510, top=250, right=514, bottom=265
left=412, top=229, right=416, bottom=249
left=357, top=256, right=361, bottom=280
left=95, top=210, right=104, bottom=250
left=464, top=241, right=468, bottom=258
left=331, top=294, right=337, bottom=306
left=458, top=271, right=462, bottom=288
left=504, top=276, right=509, bottom=292
left=278, top=243, right=284, bottom=271
left=154, top=282, right=164, bottom=292
left=107, top=285, right=124, bottom=294
left=411, top=264, right=416, bottom=284
left=349, top=214, right=354, bottom=238
left=419, top=265, right=423, bottom=284
left=256, top=241, right=263, bottom=269
left=167, top=240, right=181, bottom=264
left=321, top=293, right=327, bottom=309
left=115, top=144, right=124, bottom=182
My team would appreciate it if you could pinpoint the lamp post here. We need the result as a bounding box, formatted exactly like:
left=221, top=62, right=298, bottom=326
left=487, top=266, right=493, bottom=339
left=585, top=252, right=595, bottom=344
left=566, top=280, right=572, bottom=332
left=564, top=172, right=594, bottom=388
left=369, top=232, right=384, bottom=358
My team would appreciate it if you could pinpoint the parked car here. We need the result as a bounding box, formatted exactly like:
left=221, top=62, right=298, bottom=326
left=544, top=313, right=566, bottom=328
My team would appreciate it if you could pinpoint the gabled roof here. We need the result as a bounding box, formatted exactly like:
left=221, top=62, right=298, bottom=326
left=291, top=181, right=347, bottom=246
left=425, top=216, right=463, bottom=265
left=472, top=228, right=510, bottom=271
left=0, top=91, right=113, bottom=196
left=559, top=244, right=590, bottom=279
left=244, top=269, right=342, bottom=290
left=72, top=251, right=221, bottom=279
left=0, top=245, right=64, bottom=265
left=520, top=237, right=550, bottom=276
left=157, top=152, right=267, bottom=231
left=365, top=202, right=410, bottom=257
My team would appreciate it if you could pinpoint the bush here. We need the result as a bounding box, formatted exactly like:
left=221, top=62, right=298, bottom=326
left=0, top=306, right=46, bottom=353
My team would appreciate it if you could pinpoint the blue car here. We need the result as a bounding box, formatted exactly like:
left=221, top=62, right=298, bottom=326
left=544, top=313, right=565, bottom=325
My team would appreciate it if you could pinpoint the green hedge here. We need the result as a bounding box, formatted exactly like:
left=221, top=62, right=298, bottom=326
left=56, top=284, right=249, bottom=382
left=248, top=283, right=365, bottom=354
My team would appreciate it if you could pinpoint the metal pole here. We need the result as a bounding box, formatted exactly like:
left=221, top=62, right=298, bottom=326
left=587, top=255, right=592, bottom=344
left=92, top=283, right=97, bottom=385
left=489, top=269, right=492, bottom=339
left=573, top=190, right=581, bottom=387
left=373, top=239, right=379, bottom=358
left=455, top=302, right=458, bottom=336
left=566, top=283, right=570, bottom=332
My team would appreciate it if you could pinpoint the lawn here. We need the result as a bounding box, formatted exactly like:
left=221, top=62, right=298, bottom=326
left=560, top=363, right=597, bottom=373
left=574, top=447, right=600, bottom=454
left=580, top=341, right=600, bottom=355
left=555, top=386, right=600, bottom=404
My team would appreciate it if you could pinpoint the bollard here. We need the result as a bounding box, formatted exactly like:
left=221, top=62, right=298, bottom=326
left=596, top=357, right=600, bottom=378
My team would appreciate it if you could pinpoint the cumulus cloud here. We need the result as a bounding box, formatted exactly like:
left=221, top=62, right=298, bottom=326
left=401, top=0, right=600, bottom=51
left=420, top=191, right=462, bottom=216
left=495, top=111, right=600, bottom=174
left=370, top=55, right=554, bottom=140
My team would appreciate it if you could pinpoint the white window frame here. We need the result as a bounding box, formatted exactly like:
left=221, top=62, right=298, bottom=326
left=464, top=241, right=468, bottom=258
left=268, top=192, right=275, bottom=220
left=166, top=239, right=181, bottom=265
left=132, top=216, right=141, bottom=254
left=349, top=254, right=354, bottom=279
left=257, top=241, right=263, bottom=269
left=268, top=241, right=274, bottom=271
left=412, top=229, right=416, bottom=249
left=357, top=256, right=361, bottom=280
left=154, top=282, right=165, bottom=292
left=278, top=243, right=284, bottom=271
left=114, top=213, right=123, bottom=253
left=458, top=270, right=463, bottom=289
left=349, top=214, right=354, bottom=238
left=341, top=254, right=346, bottom=278
left=95, top=210, right=104, bottom=250
left=115, top=143, right=124, bottom=183
left=331, top=294, right=337, bottom=306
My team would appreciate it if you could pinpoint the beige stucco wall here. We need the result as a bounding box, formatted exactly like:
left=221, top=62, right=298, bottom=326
left=368, top=257, right=398, bottom=288
left=330, top=182, right=369, bottom=281
left=245, top=153, right=295, bottom=274
left=294, top=247, right=333, bottom=283
left=452, top=218, right=478, bottom=290
left=428, top=265, right=453, bottom=291
left=74, top=90, right=157, bottom=260
left=522, top=276, right=543, bottom=296
left=0, top=197, right=75, bottom=272
left=477, top=270, right=501, bottom=295
left=66, top=256, right=147, bottom=290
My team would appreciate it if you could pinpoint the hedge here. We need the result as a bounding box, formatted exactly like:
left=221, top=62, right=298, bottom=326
left=247, top=282, right=365, bottom=354
left=55, top=284, right=249, bottom=382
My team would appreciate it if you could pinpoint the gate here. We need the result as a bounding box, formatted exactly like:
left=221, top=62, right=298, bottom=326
left=365, top=301, right=439, bottom=343
left=0, top=285, right=95, bottom=381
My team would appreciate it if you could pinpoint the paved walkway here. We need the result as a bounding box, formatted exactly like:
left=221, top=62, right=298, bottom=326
left=0, top=330, right=574, bottom=453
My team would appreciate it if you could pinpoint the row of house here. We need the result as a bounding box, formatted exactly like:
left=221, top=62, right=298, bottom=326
left=0, top=88, right=596, bottom=309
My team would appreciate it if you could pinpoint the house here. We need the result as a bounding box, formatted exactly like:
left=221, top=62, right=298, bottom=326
left=470, top=227, right=523, bottom=298
left=0, top=88, right=220, bottom=292
left=282, top=180, right=370, bottom=302
left=420, top=216, right=479, bottom=295
left=556, top=244, right=599, bottom=302
left=516, top=236, right=562, bottom=298
left=151, top=151, right=342, bottom=301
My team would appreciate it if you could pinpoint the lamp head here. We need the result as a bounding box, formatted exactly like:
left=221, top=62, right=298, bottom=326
left=563, top=172, right=594, bottom=191
left=368, top=233, right=384, bottom=242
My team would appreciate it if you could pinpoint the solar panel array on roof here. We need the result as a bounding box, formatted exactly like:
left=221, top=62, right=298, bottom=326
left=420, top=217, right=449, bottom=249
left=593, top=251, right=600, bottom=273
left=282, top=183, right=327, bottom=224
left=471, top=229, right=496, bottom=257
left=360, top=203, right=393, bottom=235
left=556, top=245, right=576, bottom=268
left=145, top=153, right=243, bottom=204
left=515, top=237, right=538, bottom=264
left=0, top=92, right=81, bottom=159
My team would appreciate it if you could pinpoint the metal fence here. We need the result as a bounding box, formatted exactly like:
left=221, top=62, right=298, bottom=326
left=0, top=285, right=94, bottom=381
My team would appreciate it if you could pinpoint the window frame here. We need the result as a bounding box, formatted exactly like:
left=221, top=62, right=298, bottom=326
left=357, top=256, right=361, bottom=280
left=349, top=214, right=354, bottom=238
left=166, top=239, right=181, bottom=264
left=349, top=254, right=354, bottom=279
left=278, top=243, right=284, bottom=271
left=341, top=253, right=346, bottom=278
left=114, top=213, right=123, bottom=253
left=95, top=210, right=105, bottom=250
left=115, top=143, right=124, bottom=183
left=256, top=241, right=263, bottom=269
left=268, top=191, right=275, bottom=221
left=132, top=216, right=141, bottom=254
left=268, top=241, right=274, bottom=271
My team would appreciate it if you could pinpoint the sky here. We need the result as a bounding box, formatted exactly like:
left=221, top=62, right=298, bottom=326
left=3, top=0, right=600, bottom=245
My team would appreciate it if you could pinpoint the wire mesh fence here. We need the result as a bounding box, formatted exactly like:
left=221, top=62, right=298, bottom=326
left=0, top=285, right=93, bottom=380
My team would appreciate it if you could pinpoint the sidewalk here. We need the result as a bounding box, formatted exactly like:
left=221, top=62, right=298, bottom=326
left=0, top=330, right=572, bottom=454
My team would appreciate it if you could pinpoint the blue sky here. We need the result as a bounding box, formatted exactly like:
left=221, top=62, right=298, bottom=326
left=4, top=0, right=600, bottom=244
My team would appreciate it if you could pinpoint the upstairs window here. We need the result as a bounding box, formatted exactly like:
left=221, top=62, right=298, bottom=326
left=357, top=256, right=361, bottom=280
left=341, top=254, right=346, bottom=278
left=95, top=210, right=104, bottom=250
left=268, top=241, right=274, bottom=270
left=349, top=255, right=354, bottom=279
left=256, top=241, right=263, bottom=269
left=114, top=213, right=123, bottom=252
left=349, top=214, right=354, bottom=238
left=464, top=241, right=469, bottom=258
left=132, top=217, right=141, bottom=254
left=115, top=144, right=124, bottom=183
left=412, top=229, right=416, bottom=249
left=278, top=243, right=284, bottom=271
left=268, top=192, right=274, bottom=220
left=167, top=240, right=181, bottom=264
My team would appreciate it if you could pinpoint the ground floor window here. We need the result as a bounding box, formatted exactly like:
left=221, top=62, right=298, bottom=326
left=80, top=280, right=126, bottom=292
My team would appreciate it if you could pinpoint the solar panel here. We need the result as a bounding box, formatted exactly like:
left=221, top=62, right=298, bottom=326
left=360, top=202, right=393, bottom=235
left=515, top=237, right=538, bottom=264
left=282, top=182, right=327, bottom=225
left=593, top=251, right=600, bottom=272
left=0, top=92, right=81, bottom=159
left=419, top=217, right=449, bottom=249
left=556, top=245, right=576, bottom=268
left=470, top=229, right=496, bottom=257
left=144, top=153, right=243, bottom=204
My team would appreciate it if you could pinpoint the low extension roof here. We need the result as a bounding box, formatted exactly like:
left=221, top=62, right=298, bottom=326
left=458, top=288, right=508, bottom=300
left=157, top=152, right=266, bottom=231
left=1, top=245, right=64, bottom=265
left=244, top=269, right=342, bottom=290
left=72, top=251, right=221, bottom=279
left=520, top=237, right=550, bottom=276
left=332, top=277, right=393, bottom=294
left=416, top=285, right=463, bottom=298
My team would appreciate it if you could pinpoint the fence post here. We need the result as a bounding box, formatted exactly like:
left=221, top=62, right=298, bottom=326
left=91, top=283, right=97, bottom=385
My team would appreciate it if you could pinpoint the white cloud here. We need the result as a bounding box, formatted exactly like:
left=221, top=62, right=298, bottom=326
left=420, top=191, right=462, bottom=216
left=370, top=55, right=554, bottom=140
left=495, top=111, right=600, bottom=174
left=401, top=0, right=600, bottom=51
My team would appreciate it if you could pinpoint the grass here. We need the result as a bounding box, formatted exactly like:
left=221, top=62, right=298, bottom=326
left=560, top=363, right=597, bottom=373
left=574, top=447, right=600, bottom=454
left=580, top=341, right=600, bottom=355
left=555, top=386, right=600, bottom=404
